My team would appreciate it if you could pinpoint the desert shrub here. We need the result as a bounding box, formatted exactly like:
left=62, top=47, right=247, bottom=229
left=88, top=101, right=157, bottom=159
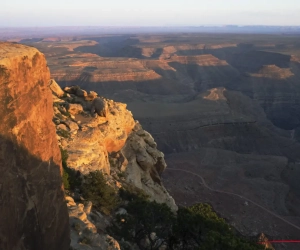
left=55, top=113, right=64, bottom=120
left=110, top=196, right=175, bottom=250
left=60, top=109, right=71, bottom=118
left=57, top=128, right=71, bottom=138
left=117, top=171, right=126, bottom=179
left=53, top=102, right=71, bottom=117
left=119, top=185, right=149, bottom=202
left=62, top=168, right=70, bottom=190
left=110, top=199, right=264, bottom=250
left=173, top=204, right=264, bottom=250
left=81, top=171, right=119, bottom=215
left=60, top=147, right=81, bottom=190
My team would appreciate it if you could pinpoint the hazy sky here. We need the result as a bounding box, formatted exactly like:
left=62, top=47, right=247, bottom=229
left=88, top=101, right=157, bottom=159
left=1, top=0, right=300, bottom=27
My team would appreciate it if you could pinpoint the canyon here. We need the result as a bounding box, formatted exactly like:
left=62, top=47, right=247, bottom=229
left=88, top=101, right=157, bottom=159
left=24, top=33, right=300, bottom=248
left=1, top=31, right=300, bottom=249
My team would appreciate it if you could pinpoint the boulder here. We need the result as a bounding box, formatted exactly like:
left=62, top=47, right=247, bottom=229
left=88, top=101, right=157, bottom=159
left=57, top=123, right=68, bottom=131
left=76, top=88, right=87, bottom=97
left=68, top=103, right=84, bottom=116
left=49, top=79, right=64, bottom=97
left=65, top=120, right=79, bottom=132
left=91, top=97, right=107, bottom=117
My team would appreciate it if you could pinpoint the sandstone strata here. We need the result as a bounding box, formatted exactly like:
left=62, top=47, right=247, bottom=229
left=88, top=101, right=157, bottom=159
left=0, top=43, right=69, bottom=250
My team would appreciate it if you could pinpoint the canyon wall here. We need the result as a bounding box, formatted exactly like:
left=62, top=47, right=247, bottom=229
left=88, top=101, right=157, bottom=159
left=0, top=43, right=69, bottom=250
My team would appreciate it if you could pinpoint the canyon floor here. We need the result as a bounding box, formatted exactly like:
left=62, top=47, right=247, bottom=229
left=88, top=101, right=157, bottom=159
left=16, top=33, right=300, bottom=249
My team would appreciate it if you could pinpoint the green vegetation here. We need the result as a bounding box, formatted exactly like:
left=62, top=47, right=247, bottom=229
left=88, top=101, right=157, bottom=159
left=117, top=171, right=127, bottom=179
left=111, top=197, right=175, bottom=250
left=60, top=147, right=118, bottom=214
left=59, top=148, right=265, bottom=249
left=57, top=128, right=71, bottom=139
left=119, top=186, right=149, bottom=202
left=61, top=147, right=70, bottom=189
left=55, top=113, right=64, bottom=120
left=110, top=192, right=265, bottom=250
left=81, top=171, right=119, bottom=215
left=173, top=203, right=264, bottom=250
left=53, top=102, right=71, bottom=117
left=60, top=147, right=81, bottom=191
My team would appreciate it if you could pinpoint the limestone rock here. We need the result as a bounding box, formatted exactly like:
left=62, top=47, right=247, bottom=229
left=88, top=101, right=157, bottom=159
left=121, top=123, right=177, bottom=211
left=67, top=196, right=121, bottom=250
left=68, top=103, right=84, bottom=116
left=85, top=91, right=98, bottom=101
left=54, top=86, right=176, bottom=210
left=57, top=123, right=69, bottom=131
left=53, top=96, right=135, bottom=174
left=49, top=78, right=65, bottom=97
left=65, top=120, right=79, bottom=132
left=0, top=42, right=69, bottom=250
left=56, top=86, right=177, bottom=213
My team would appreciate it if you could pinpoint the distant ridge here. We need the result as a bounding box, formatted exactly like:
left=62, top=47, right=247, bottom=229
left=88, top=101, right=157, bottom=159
left=1, top=25, right=300, bottom=40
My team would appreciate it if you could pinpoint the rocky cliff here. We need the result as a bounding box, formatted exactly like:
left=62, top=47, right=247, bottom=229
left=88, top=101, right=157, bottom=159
left=0, top=43, right=69, bottom=250
left=51, top=84, right=177, bottom=211
left=50, top=83, right=177, bottom=249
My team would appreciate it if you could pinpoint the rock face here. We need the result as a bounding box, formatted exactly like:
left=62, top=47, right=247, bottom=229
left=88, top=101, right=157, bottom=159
left=0, top=43, right=69, bottom=250
left=53, top=85, right=177, bottom=210
left=121, top=123, right=177, bottom=210
left=49, top=79, right=65, bottom=97
left=66, top=196, right=121, bottom=250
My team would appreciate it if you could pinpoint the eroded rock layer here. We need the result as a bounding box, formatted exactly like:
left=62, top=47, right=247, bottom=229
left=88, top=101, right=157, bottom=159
left=0, top=43, right=69, bottom=250
left=52, top=85, right=177, bottom=211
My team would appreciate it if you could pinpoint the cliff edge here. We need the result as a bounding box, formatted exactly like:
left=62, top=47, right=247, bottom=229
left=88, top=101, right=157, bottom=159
left=0, top=43, right=69, bottom=250
left=52, top=84, right=177, bottom=211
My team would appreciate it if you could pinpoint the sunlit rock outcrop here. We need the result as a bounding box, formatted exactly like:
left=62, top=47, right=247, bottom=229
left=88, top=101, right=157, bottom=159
left=0, top=42, right=69, bottom=250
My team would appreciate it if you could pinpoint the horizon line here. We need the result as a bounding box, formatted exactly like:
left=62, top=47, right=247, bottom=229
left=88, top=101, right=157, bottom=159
left=1, top=25, right=300, bottom=28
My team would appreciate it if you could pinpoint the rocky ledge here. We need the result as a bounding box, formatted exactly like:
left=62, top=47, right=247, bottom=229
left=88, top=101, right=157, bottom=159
left=50, top=81, right=177, bottom=211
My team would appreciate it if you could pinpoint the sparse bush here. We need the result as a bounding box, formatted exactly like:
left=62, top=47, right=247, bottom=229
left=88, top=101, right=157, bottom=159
left=117, top=171, right=126, bottom=179
left=55, top=113, right=64, bottom=120
left=110, top=196, right=175, bottom=250
left=81, top=171, right=119, bottom=215
left=60, top=147, right=81, bottom=190
left=119, top=185, right=149, bottom=202
left=53, top=102, right=71, bottom=117
left=57, top=128, right=71, bottom=138
left=60, top=109, right=71, bottom=118
left=62, top=168, right=70, bottom=190
left=79, top=237, right=91, bottom=245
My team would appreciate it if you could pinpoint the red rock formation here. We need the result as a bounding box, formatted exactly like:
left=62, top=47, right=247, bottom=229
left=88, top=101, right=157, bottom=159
left=0, top=42, right=69, bottom=250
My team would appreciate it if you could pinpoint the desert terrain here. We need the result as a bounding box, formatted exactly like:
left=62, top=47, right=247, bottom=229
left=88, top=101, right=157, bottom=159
left=16, top=32, right=300, bottom=248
